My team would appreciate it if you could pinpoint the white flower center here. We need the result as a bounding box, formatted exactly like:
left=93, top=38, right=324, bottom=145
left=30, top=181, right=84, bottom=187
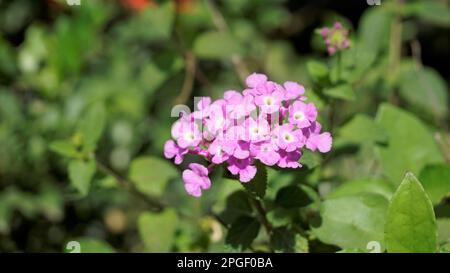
left=215, top=117, right=224, bottom=128
left=264, top=96, right=274, bottom=106
left=184, top=132, right=195, bottom=141
left=283, top=132, right=294, bottom=143
left=294, top=111, right=305, bottom=121
left=251, top=126, right=260, bottom=135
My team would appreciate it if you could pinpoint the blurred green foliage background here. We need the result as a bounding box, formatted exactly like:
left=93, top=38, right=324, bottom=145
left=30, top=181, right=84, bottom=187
left=0, top=0, right=449, bottom=253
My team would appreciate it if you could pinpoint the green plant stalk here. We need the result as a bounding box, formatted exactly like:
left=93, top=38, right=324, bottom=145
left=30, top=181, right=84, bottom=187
left=388, top=1, right=403, bottom=87
left=249, top=196, right=274, bottom=252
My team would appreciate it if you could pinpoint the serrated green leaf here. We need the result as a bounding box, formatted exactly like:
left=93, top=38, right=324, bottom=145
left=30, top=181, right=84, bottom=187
left=129, top=156, right=178, bottom=197
left=300, top=150, right=321, bottom=169
left=270, top=226, right=295, bottom=252
left=68, top=160, right=96, bottom=197
left=312, top=193, right=388, bottom=250
left=193, top=31, right=242, bottom=59
left=375, top=103, right=444, bottom=184
left=219, top=190, right=253, bottom=225
left=226, top=216, right=260, bottom=250
left=275, top=185, right=313, bottom=208
left=385, top=173, right=437, bottom=253
left=243, top=162, right=267, bottom=199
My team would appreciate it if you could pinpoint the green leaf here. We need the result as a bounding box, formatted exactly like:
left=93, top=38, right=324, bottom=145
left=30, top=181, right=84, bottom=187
left=49, top=140, right=81, bottom=158
left=419, top=164, right=450, bottom=205
left=404, top=1, right=450, bottom=27
left=437, top=218, right=450, bottom=244
left=68, top=160, right=96, bottom=197
left=358, top=8, right=392, bottom=54
left=439, top=243, right=450, bottom=253
left=243, top=162, right=267, bottom=199
left=294, top=234, right=309, bottom=253
left=270, top=227, right=296, bottom=252
left=78, top=102, right=106, bottom=152
left=143, top=1, right=175, bottom=41
left=225, top=216, right=260, bottom=250
left=312, top=193, right=388, bottom=250
left=193, top=31, right=243, bottom=59
left=66, top=238, right=115, bottom=253
left=306, top=60, right=329, bottom=82
left=275, top=185, right=313, bottom=209
left=328, top=179, right=395, bottom=200
left=375, top=103, right=444, bottom=184
left=0, top=200, right=12, bottom=234
left=337, top=114, right=387, bottom=145
left=219, top=190, right=253, bottom=225
left=129, top=156, right=178, bottom=197
left=122, top=1, right=175, bottom=42
left=385, top=173, right=437, bottom=253
left=138, top=209, right=179, bottom=252
left=399, top=66, right=448, bottom=119
left=324, top=84, right=355, bottom=101
left=299, top=150, right=321, bottom=169
left=337, top=248, right=368, bottom=253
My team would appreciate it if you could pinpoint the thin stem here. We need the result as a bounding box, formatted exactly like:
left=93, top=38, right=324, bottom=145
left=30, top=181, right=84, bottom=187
left=388, top=0, right=403, bottom=86
left=250, top=197, right=273, bottom=236
left=174, top=51, right=196, bottom=105
left=206, top=0, right=249, bottom=84
left=95, top=158, right=166, bottom=211
left=336, top=51, right=342, bottom=81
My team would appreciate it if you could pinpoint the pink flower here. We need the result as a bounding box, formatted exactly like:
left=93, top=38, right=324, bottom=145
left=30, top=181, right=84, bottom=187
left=222, top=139, right=250, bottom=160
left=253, top=141, right=280, bottom=166
left=193, top=97, right=212, bottom=120
left=208, top=139, right=230, bottom=164
left=277, top=149, right=302, bottom=169
left=224, top=92, right=256, bottom=119
left=227, top=157, right=257, bottom=183
left=163, top=73, right=332, bottom=197
left=272, top=124, right=304, bottom=152
left=319, top=21, right=350, bottom=55
left=246, top=73, right=268, bottom=89
left=182, top=163, right=211, bottom=197
left=163, top=140, right=188, bottom=164
left=306, top=132, right=332, bottom=153
left=289, top=101, right=317, bottom=128
left=171, top=116, right=202, bottom=149
left=283, top=81, right=305, bottom=100
left=254, top=88, right=284, bottom=114
left=242, top=117, right=270, bottom=143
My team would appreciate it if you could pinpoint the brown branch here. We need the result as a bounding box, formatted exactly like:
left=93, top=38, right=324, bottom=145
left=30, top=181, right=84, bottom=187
left=411, top=39, right=423, bottom=69
left=174, top=51, right=197, bottom=105
left=95, top=158, right=166, bottom=211
left=206, top=0, right=249, bottom=84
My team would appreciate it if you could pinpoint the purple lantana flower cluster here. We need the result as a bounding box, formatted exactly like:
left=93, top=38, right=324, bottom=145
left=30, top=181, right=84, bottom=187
left=320, top=22, right=350, bottom=55
left=164, top=73, right=332, bottom=197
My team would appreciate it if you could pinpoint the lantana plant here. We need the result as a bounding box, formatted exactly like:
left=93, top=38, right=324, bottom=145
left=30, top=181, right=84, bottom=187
left=164, top=73, right=332, bottom=197
left=320, top=22, right=350, bottom=55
